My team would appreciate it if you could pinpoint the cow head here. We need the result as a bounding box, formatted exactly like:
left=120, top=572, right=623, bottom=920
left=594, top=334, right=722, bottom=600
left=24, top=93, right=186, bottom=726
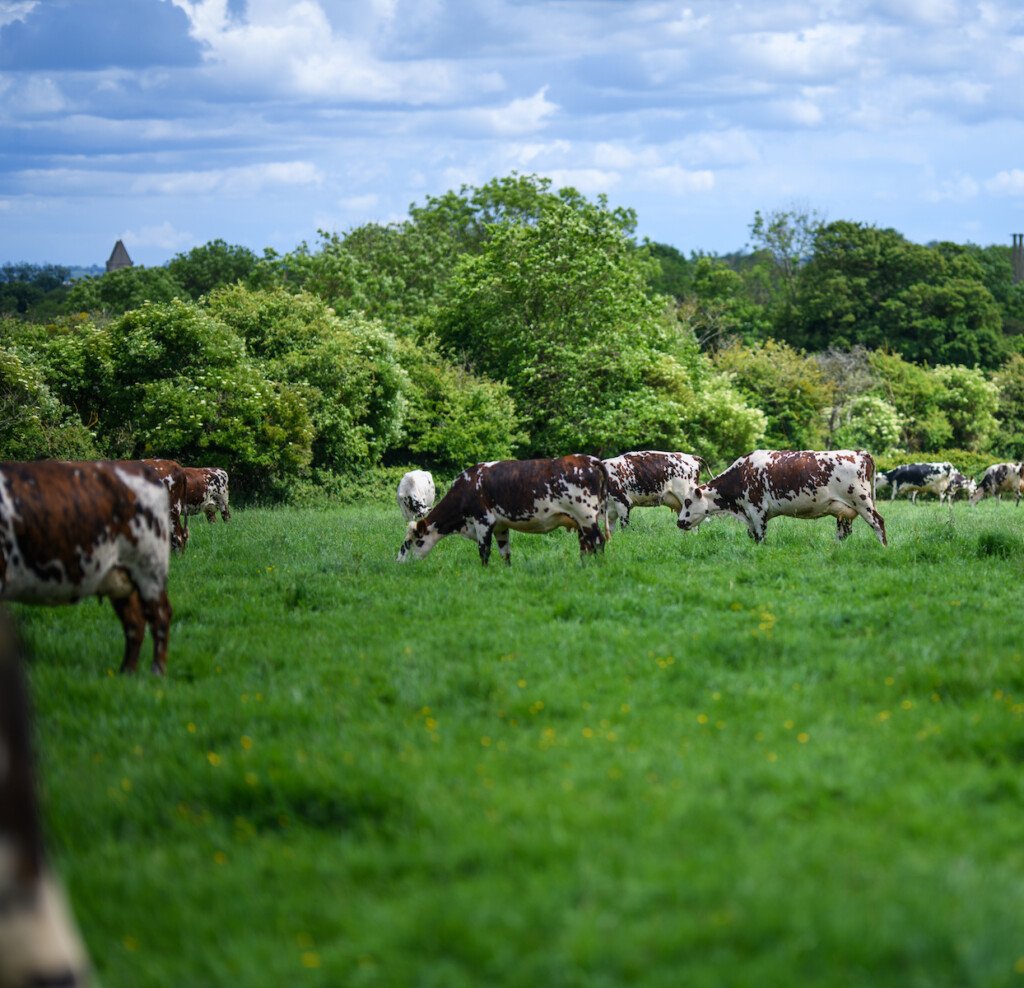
left=676, top=487, right=714, bottom=531
left=397, top=519, right=440, bottom=562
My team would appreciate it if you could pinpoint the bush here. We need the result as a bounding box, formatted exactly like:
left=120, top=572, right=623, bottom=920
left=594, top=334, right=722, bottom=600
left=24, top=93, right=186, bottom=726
left=0, top=346, right=96, bottom=460
left=832, top=394, right=902, bottom=455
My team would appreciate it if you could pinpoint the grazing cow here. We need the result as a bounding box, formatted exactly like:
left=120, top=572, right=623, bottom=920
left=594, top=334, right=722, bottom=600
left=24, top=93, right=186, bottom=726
left=141, top=458, right=190, bottom=551
left=970, top=462, right=1024, bottom=506
left=603, top=451, right=704, bottom=532
left=940, top=469, right=976, bottom=502
left=398, top=456, right=607, bottom=566
left=0, top=611, right=92, bottom=988
left=879, top=461, right=955, bottom=503
left=182, top=466, right=231, bottom=523
left=396, top=470, right=436, bottom=522
left=676, top=449, right=887, bottom=546
left=0, top=460, right=173, bottom=675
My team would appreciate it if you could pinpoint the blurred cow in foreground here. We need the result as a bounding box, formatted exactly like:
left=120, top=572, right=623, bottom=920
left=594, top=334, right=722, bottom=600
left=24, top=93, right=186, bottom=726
left=677, top=449, right=887, bottom=546
left=398, top=456, right=607, bottom=565
left=0, top=460, right=173, bottom=675
left=0, top=610, right=92, bottom=988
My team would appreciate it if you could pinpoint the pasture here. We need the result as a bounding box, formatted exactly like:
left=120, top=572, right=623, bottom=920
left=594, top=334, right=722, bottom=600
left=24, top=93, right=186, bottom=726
left=14, top=498, right=1024, bottom=987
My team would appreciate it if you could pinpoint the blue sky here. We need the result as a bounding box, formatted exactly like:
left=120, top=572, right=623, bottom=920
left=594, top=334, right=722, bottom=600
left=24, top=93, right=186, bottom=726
left=1, top=0, right=1023, bottom=267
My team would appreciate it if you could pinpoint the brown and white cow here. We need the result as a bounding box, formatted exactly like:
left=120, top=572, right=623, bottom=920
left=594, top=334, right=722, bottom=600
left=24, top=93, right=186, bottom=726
left=676, top=449, right=887, bottom=546
left=141, top=458, right=190, bottom=551
left=397, top=456, right=608, bottom=566
left=182, top=466, right=231, bottom=523
left=0, top=460, right=173, bottom=675
left=970, top=462, right=1024, bottom=506
left=603, top=451, right=705, bottom=532
left=0, top=611, right=92, bottom=988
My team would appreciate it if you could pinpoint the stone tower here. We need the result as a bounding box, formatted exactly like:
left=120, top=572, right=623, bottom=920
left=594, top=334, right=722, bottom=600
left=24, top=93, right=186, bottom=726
left=105, top=240, right=133, bottom=273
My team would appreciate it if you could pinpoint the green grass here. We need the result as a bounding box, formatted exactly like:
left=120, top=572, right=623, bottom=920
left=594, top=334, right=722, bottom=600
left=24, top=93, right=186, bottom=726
left=14, top=499, right=1024, bottom=987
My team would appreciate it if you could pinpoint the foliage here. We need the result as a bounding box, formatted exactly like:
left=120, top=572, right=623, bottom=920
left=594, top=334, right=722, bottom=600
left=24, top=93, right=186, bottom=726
left=64, top=266, right=187, bottom=316
left=991, top=353, right=1024, bottom=458
left=392, top=335, right=524, bottom=470
left=678, top=257, right=770, bottom=348
left=831, top=394, right=902, bottom=454
left=431, top=191, right=676, bottom=456
left=868, top=350, right=953, bottom=451
left=205, top=285, right=406, bottom=469
left=747, top=206, right=824, bottom=309
left=0, top=263, right=71, bottom=317
left=0, top=345, right=96, bottom=459
left=166, top=240, right=260, bottom=300
left=643, top=240, right=693, bottom=299
left=675, top=370, right=768, bottom=468
left=712, top=339, right=832, bottom=449
left=929, top=364, right=999, bottom=451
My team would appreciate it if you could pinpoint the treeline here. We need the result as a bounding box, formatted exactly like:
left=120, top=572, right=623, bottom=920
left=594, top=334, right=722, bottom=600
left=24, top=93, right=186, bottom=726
left=2, top=174, right=1023, bottom=500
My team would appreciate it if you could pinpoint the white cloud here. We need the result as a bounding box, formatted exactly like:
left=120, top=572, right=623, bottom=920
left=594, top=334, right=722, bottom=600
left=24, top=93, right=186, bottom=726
left=132, top=161, right=323, bottom=196
left=338, top=193, right=379, bottom=211
left=640, top=166, right=714, bottom=196
left=924, top=172, right=980, bottom=202
left=986, top=169, right=1024, bottom=196
left=470, top=87, right=557, bottom=136
left=544, top=168, right=621, bottom=195
left=122, top=221, right=194, bottom=252
left=736, top=23, right=868, bottom=81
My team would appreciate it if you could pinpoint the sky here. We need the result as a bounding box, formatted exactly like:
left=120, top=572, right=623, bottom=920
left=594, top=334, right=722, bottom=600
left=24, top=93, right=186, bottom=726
left=1, top=0, right=1023, bottom=268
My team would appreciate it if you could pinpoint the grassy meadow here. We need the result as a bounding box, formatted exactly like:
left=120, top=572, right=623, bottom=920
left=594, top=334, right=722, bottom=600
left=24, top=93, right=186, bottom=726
left=13, top=496, right=1024, bottom=987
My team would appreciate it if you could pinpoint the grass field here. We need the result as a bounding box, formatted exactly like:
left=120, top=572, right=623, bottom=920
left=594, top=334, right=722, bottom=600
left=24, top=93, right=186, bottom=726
left=14, top=497, right=1024, bottom=987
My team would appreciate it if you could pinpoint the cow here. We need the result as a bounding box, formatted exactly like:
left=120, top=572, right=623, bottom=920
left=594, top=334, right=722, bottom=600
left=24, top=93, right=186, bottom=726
left=603, top=451, right=704, bottom=532
left=676, top=449, right=887, bottom=546
left=970, top=462, right=1024, bottom=506
left=0, top=460, right=173, bottom=675
left=0, top=610, right=92, bottom=988
left=141, top=458, right=190, bottom=551
left=182, top=466, right=231, bottom=523
left=878, top=462, right=955, bottom=503
left=397, top=456, right=608, bottom=566
left=396, top=470, right=436, bottom=522
left=940, top=469, right=976, bottom=502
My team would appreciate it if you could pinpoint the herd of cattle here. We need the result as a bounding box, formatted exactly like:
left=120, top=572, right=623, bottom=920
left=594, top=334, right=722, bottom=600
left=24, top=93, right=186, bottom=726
left=1, top=448, right=1022, bottom=984
left=398, top=450, right=1024, bottom=564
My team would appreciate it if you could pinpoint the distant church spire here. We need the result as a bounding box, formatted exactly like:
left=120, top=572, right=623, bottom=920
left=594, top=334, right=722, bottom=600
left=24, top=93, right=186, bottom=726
left=106, top=240, right=133, bottom=272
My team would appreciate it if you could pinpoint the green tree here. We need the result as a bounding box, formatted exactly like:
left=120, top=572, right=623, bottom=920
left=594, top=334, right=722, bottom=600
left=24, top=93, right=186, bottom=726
left=831, top=394, right=902, bottom=454
left=0, top=345, right=96, bottom=459
left=712, top=339, right=832, bottom=449
left=64, top=266, right=186, bottom=315
left=166, top=240, right=259, bottom=299
left=868, top=350, right=953, bottom=451
left=992, top=354, right=1024, bottom=457
left=931, top=364, right=999, bottom=451
left=431, top=192, right=682, bottom=456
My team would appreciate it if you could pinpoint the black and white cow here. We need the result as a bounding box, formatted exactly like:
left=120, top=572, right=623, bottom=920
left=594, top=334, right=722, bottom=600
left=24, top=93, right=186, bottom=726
left=0, top=610, right=92, bottom=988
left=970, top=462, right=1024, bottom=506
left=676, top=449, right=887, bottom=545
left=397, top=456, right=607, bottom=565
left=940, top=469, right=976, bottom=502
left=603, top=451, right=704, bottom=532
left=396, top=470, right=436, bottom=522
left=878, top=462, right=955, bottom=503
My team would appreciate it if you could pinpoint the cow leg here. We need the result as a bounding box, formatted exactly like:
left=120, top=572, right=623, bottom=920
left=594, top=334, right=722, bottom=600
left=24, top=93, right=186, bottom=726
left=855, top=502, right=888, bottom=547
left=478, top=527, right=494, bottom=566
left=743, top=509, right=766, bottom=543
left=836, top=516, right=854, bottom=541
left=496, top=530, right=512, bottom=566
left=576, top=520, right=605, bottom=557
left=141, top=590, right=172, bottom=676
left=204, top=505, right=217, bottom=523
left=112, top=592, right=146, bottom=674
left=909, top=491, right=918, bottom=505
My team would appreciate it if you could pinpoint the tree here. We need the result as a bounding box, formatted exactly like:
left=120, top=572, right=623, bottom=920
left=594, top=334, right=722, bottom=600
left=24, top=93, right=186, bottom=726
left=431, top=192, right=681, bottom=456
left=712, top=339, right=832, bottom=449
left=166, top=240, right=259, bottom=299
left=0, top=345, right=96, bottom=460
left=64, top=266, right=186, bottom=315
left=992, top=354, right=1024, bottom=457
